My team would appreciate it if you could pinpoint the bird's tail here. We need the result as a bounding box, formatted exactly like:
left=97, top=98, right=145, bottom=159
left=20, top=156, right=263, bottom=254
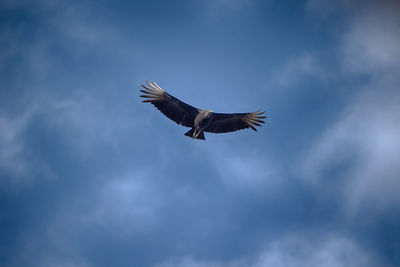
left=184, top=128, right=205, bottom=140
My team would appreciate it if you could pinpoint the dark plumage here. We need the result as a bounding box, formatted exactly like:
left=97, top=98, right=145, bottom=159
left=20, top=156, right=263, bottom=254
left=140, top=81, right=266, bottom=140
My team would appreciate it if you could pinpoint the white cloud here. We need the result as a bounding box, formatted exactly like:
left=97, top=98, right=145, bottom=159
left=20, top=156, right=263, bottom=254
left=0, top=87, right=139, bottom=189
left=6, top=169, right=160, bottom=266
left=306, top=0, right=400, bottom=77
left=92, top=170, right=162, bottom=231
left=216, top=154, right=277, bottom=190
left=273, top=53, right=326, bottom=87
left=0, top=105, right=57, bottom=188
left=202, top=143, right=279, bottom=192
left=254, top=236, right=383, bottom=267
left=300, top=0, right=400, bottom=217
left=0, top=110, right=32, bottom=176
left=0, top=93, right=85, bottom=188
left=300, top=86, right=400, bottom=215
left=53, top=2, right=117, bottom=45
left=341, top=6, right=400, bottom=75
left=155, top=235, right=387, bottom=267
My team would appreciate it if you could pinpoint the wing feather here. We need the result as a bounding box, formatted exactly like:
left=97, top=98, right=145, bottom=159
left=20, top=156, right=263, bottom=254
left=140, top=81, right=198, bottom=127
left=205, top=111, right=266, bottom=133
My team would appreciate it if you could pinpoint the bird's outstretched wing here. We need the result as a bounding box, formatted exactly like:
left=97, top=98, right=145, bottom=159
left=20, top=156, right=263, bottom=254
left=205, top=111, right=266, bottom=133
left=140, top=81, right=199, bottom=127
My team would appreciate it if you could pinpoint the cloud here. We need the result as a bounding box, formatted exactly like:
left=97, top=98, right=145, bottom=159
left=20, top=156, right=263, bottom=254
left=155, top=256, right=244, bottom=267
left=0, top=93, right=82, bottom=188
left=2, top=1, right=399, bottom=267
left=203, top=0, right=256, bottom=11
left=39, top=259, right=90, bottom=267
left=275, top=1, right=400, bottom=89
left=0, top=109, right=33, bottom=177
left=213, top=154, right=277, bottom=191
left=0, top=105, right=57, bottom=189
left=306, top=0, right=400, bottom=78
left=254, top=235, right=386, bottom=267
left=89, top=170, right=163, bottom=232
left=0, top=86, right=140, bottom=190
left=155, top=235, right=387, bottom=267
left=201, top=142, right=280, bottom=193
left=300, top=85, right=400, bottom=215
left=5, top=168, right=161, bottom=266
left=8, top=215, right=92, bottom=267
left=210, top=0, right=255, bottom=10
left=201, top=0, right=258, bottom=21
left=340, top=3, right=400, bottom=75
left=273, top=53, right=327, bottom=87
left=299, top=0, right=400, bottom=217
left=306, top=0, right=352, bottom=18
left=51, top=2, right=119, bottom=46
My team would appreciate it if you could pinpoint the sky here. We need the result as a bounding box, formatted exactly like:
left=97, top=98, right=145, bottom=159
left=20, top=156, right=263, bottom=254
left=1, top=0, right=400, bottom=266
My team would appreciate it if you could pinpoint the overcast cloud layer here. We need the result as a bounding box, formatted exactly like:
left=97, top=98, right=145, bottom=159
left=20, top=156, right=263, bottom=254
left=1, top=1, right=399, bottom=266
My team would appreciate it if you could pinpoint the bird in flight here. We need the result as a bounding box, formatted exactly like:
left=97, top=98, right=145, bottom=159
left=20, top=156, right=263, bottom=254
left=140, top=81, right=266, bottom=140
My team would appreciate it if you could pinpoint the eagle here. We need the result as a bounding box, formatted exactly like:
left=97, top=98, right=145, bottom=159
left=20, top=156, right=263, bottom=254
left=140, top=81, right=266, bottom=140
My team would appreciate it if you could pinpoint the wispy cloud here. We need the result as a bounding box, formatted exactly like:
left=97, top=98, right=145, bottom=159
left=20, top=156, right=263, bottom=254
left=299, top=0, right=400, bottom=217
left=201, top=0, right=258, bottom=21
left=272, top=53, right=327, bottom=87
left=299, top=85, right=400, bottom=216
left=91, top=170, right=163, bottom=231
left=156, top=257, right=245, bottom=267
left=254, top=235, right=386, bottom=267
left=155, top=235, right=387, bottom=267
left=2, top=1, right=399, bottom=266
left=0, top=105, right=58, bottom=189
left=201, top=142, right=279, bottom=193
left=340, top=3, right=400, bottom=75
left=0, top=109, right=35, bottom=178
left=8, top=211, right=92, bottom=267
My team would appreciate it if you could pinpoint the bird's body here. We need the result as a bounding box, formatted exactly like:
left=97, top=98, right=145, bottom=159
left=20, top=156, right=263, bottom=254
left=140, top=81, right=266, bottom=140
left=190, top=109, right=213, bottom=140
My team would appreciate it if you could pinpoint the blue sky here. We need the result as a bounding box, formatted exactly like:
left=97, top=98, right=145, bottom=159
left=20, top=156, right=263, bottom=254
left=1, top=0, right=400, bottom=266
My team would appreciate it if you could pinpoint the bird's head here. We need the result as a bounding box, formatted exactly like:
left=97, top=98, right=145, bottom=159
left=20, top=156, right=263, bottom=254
left=205, top=110, right=213, bottom=117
